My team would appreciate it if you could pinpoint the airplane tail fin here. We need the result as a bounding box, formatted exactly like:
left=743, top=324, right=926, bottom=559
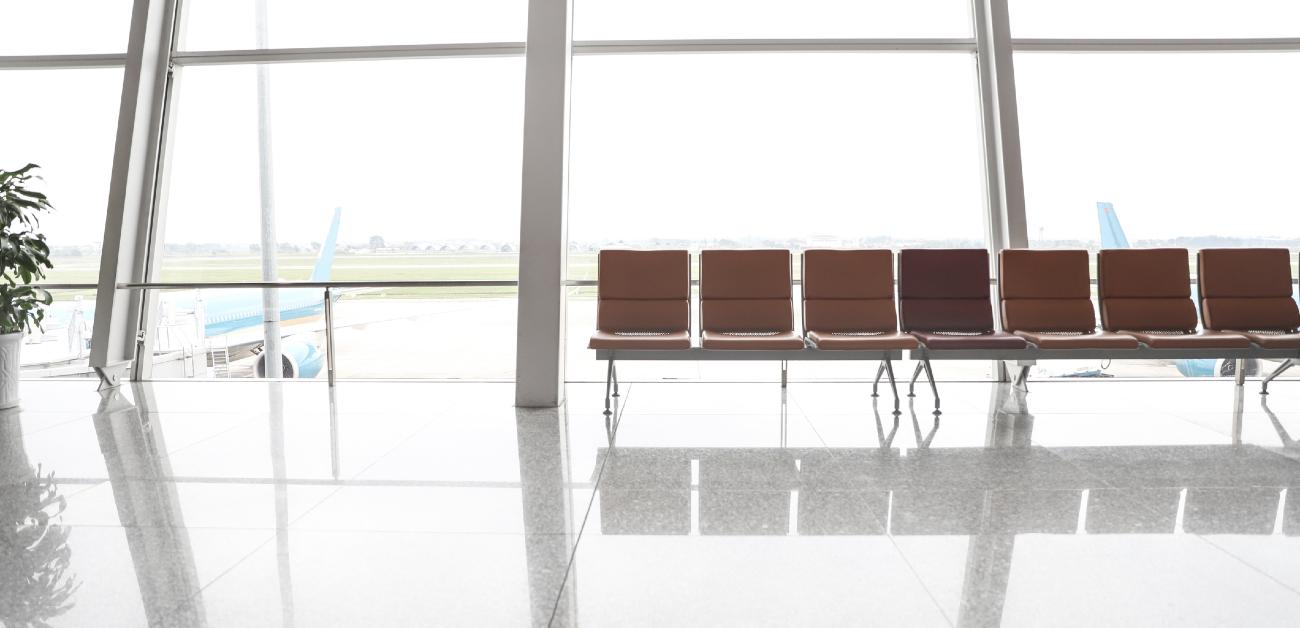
left=310, top=207, right=342, bottom=282
left=1096, top=202, right=1131, bottom=249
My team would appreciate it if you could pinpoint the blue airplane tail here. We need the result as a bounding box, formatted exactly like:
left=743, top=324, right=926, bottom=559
left=1096, top=202, right=1130, bottom=249
left=311, top=207, right=342, bottom=282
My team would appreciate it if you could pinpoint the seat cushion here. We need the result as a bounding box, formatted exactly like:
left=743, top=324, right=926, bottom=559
left=911, top=331, right=1028, bottom=350
left=1233, top=331, right=1300, bottom=349
left=701, top=330, right=806, bottom=350
left=807, top=330, right=920, bottom=350
left=1122, top=330, right=1252, bottom=349
left=1014, top=330, right=1140, bottom=350
left=589, top=330, right=691, bottom=350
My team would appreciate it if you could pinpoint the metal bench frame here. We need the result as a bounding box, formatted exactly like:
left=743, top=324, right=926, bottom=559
left=595, top=347, right=907, bottom=416
left=596, top=346, right=1298, bottom=418
left=908, top=347, right=1300, bottom=413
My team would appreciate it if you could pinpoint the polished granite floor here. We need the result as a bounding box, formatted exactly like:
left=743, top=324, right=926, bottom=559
left=3, top=377, right=1300, bottom=627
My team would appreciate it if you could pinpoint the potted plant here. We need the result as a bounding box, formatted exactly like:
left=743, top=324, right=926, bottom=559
left=0, top=164, right=55, bottom=409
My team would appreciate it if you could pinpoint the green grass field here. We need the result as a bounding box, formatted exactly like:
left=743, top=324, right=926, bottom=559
left=37, top=251, right=1300, bottom=303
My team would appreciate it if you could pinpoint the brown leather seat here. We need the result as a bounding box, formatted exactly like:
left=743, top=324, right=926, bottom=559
left=700, top=250, right=806, bottom=350
left=898, top=249, right=1028, bottom=350
left=1097, top=248, right=1250, bottom=349
left=999, top=249, right=1139, bottom=350
left=801, top=249, right=918, bottom=351
left=588, top=250, right=692, bottom=350
left=1198, top=248, right=1300, bottom=349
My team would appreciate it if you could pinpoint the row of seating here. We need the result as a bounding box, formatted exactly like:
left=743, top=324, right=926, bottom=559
left=590, top=247, right=1300, bottom=350
left=588, top=247, right=1300, bottom=411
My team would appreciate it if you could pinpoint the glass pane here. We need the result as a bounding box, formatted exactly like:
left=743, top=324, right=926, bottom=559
left=1009, top=0, right=1300, bottom=39
left=1017, top=52, right=1300, bottom=379
left=1019, top=53, right=1300, bottom=252
left=0, top=68, right=123, bottom=278
left=147, top=288, right=517, bottom=379
left=568, top=53, right=988, bottom=267
left=179, top=0, right=527, bottom=50
left=20, top=289, right=96, bottom=378
left=575, top=0, right=972, bottom=40
left=160, top=57, right=524, bottom=283
left=0, top=1, right=132, bottom=54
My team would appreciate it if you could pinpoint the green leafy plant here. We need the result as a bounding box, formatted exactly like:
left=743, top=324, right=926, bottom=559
left=0, top=164, right=55, bottom=335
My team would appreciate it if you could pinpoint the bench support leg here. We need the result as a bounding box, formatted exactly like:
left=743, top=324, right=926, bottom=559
left=1013, top=364, right=1031, bottom=391
left=1234, top=358, right=1246, bottom=387
left=872, top=361, right=886, bottom=397
left=603, top=359, right=614, bottom=416
left=612, top=360, right=619, bottom=397
left=883, top=359, right=900, bottom=415
left=781, top=360, right=788, bottom=389
left=1262, top=359, right=1296, bottom=395
left=921, top=358, right=941, bottom=414
left=908, top=361, right=924, bottom=397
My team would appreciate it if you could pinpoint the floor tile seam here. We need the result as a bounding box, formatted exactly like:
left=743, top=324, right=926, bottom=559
left=331, top=412, right=448, bottom=483
left=1194, top=533, right=1300, bottom=599
left=157, top=417, right=265, bottom=459
left=546, top=383, right=634, bottom=627
left=157, top=529, right=281, bottom=625
left=14, top=414, right=96, bottom=436
left=880, top=534, right=958, bottom=628
left=785, top=390, right=835, bottom=452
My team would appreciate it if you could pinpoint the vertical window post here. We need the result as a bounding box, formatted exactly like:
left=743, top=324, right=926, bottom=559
left=515, top=0, right=573, bottom=406
left=91, top=0, right=180, bottom=387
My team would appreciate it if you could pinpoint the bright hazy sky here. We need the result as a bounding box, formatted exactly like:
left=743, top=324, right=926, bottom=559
left=2, top=0, right=1299, bottom=254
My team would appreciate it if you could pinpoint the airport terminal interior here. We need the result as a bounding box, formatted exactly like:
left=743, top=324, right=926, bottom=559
left=3, top=1, right=1300, bottom=626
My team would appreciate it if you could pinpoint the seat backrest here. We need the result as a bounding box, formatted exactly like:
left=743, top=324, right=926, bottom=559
left=700, top=250, right=794, bottom=333
left=999, top=249, right=1097, bottom=333
left=596, top=250, right=690, bottom=333
left=1097, top=248, right=1197, bottom=332
left=801, top=249, right=897, bottom=334
left=1198, top=248, right=1300, bottom=332
left=897, top=249, right=994, bottom=333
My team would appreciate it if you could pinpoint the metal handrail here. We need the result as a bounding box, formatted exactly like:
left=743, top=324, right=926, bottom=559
left=117, top=280, right=518, bottom=289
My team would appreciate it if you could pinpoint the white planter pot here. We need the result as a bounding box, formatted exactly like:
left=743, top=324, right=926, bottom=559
left=0, top=332, right=21, bottom=409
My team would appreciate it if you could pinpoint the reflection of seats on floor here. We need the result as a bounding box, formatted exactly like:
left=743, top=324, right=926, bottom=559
left=593, top=445, right=1300, bottom=537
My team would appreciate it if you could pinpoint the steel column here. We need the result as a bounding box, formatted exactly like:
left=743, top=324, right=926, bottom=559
left=91, top=0, right=181, bottom=388
left=514, top=0, right=572, bottom=407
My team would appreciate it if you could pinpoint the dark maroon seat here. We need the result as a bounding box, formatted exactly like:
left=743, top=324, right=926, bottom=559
left=898, top=249, right=1028, bottom=350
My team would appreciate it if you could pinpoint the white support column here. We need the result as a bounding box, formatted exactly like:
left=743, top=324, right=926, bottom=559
left=973, top=0, right=1029, bottom=250
left=91, top=0, right=179, bottom=387
left=514, top=0, right=573, bottom=407
left=973, top=0, right=1027, bottom=382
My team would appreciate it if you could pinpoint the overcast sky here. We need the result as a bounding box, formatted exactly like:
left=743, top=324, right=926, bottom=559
left=3, top=0, right=1299, bottom=257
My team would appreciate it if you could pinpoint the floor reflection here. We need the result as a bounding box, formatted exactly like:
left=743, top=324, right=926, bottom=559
left=2, top=378, right=1299, bottom=626
left=0, top=408, right=78, bottom=627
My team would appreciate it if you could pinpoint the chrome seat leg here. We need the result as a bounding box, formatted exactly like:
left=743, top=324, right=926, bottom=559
left=612, top=360, right=619, bottom=397
left=883, top=358, right=901, bottom=415
left=603, top=359, right=614, bottom=416
left=1262, top=359, right=1296, bottom=395
left=1013, top=364, right=1031, bottom=391
left=872, top=361, right=886, bottom=397
left=922, top=358, right=941, bottom=414
left=908, top=361, right=924, bottom=397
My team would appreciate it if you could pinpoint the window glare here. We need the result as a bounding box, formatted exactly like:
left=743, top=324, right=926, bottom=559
left=575, top=0, right=973, bottom=40
left=1018, top=53, right=1300, bottom=248
left=1009, top=0, right=1300, bottom=38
